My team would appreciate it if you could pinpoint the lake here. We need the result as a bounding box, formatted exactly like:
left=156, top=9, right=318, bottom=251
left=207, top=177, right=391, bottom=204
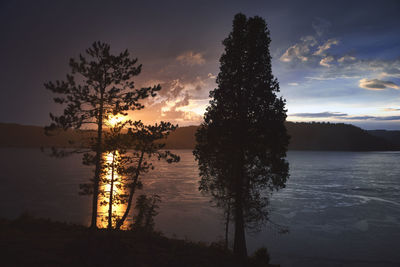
left=1, top=148, right=400, bottom=266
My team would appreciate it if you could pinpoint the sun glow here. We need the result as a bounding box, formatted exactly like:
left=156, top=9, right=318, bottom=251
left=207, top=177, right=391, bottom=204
left=107, top=114, right=127, bottom=127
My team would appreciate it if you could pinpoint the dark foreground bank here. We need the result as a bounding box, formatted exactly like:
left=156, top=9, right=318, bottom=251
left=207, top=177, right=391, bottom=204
left=0, top=215, right=277, bottom=267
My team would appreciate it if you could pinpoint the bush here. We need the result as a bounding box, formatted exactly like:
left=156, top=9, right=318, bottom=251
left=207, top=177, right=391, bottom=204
left=252, top=247, right=270, bottom=266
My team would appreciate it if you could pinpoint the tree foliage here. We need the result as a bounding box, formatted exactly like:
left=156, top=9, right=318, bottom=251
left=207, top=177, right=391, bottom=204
left=193, top=13, right=289, bottom=258
left=45, top=41, right=161, bottom=228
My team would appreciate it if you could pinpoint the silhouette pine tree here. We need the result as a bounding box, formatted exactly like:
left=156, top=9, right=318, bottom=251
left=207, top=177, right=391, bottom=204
left=45, top=42, right=161, bottom=229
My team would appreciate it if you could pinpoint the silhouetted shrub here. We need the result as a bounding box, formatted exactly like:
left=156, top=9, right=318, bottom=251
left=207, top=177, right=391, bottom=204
left=252, top=247, right=270, bottom=266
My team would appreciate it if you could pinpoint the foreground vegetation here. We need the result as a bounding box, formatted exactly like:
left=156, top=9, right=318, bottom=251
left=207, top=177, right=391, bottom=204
left=0, top=215, right=277, bottom=267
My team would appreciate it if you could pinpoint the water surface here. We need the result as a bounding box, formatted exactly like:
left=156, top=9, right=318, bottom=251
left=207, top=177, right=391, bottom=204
left=1, top=148, right=399, bottom=266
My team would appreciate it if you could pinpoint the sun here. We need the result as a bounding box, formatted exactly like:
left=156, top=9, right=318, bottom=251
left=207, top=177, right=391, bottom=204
left=107, top=114, right=127, bottom=127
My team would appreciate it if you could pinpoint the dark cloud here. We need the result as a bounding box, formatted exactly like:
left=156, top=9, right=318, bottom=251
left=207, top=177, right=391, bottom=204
left=382, top=68, right=400, bottom=78
left=375, top=116, right=400, bottom=121
left=159, top=80, right=186, bottom=100
left=290, top=112, right=348, bottom=118
left=338, top=115, right=400, bottom=121
left=342, top=116, right=376, bottom=120
left=289, top=113, right=400, bottom=123
left=174, top=93, right=190, bottom=108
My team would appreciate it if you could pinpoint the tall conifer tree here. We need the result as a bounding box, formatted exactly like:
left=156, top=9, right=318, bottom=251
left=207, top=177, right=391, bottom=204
left=194, top=14, right=289, bottom=259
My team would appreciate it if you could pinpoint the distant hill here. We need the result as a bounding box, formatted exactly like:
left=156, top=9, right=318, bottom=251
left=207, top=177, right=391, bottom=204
left=0, top=123, right=86, bottom=148
left=0, top=122, right=399, bottom=151
left=368, top=130, right=400, bottom=147
left=286, top=122, right=397, bottom=151
left=163, top=126, right=198, bottom=149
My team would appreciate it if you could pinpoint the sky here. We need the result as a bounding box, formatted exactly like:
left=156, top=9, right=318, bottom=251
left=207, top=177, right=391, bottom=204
left=1, top=0, right=400, bottom=129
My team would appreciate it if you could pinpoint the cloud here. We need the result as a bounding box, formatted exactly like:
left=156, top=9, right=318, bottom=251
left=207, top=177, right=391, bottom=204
left=375, top=116, right=400, bottom=121
left=313, top=39, right=339, bottom=56
left=288, top=82, right=299, bottom=86
left=365, top=60, right=400, bottom=78
left=279, top=36, right=316, bottom=62
left=154, top=75, right=212, bottom=102
left=160, top=93, right=203, bottom=125
left=359, top=78, right=400, bottom=90
left=384, top=108, right=400, bottom=111
left=161, top=108, right=203, bottom=124
left=290, top=112, right=400, bottom=122
left=337, top=55, right=356, bottom=63
left=207, top=73, right=217, bottom=79
left=343, top=115, right=400, bottom=121
left=133, top=91, right=203, bottom=126
left=176, top=51, right=205, bottom=66
left=279, top=19, right=337, bottom=65
left=133, top=72, right=215, bottom=126
left=305, top=76, right=337, bottom=81
left=342, top=116, right=376, bottom=120
left=174, top=92, right=190, bottom=108
left=305, top=74, right=361, bottom=80
left=154, top=79, right=185, bottom=99
left=280, top=36, right=338, bottom=66
left=380, top=68, right=400, bottom=78
left=303, top=58, right=400, bottom=82
left=320, top=56, right=334, bottom=67
left=279, top=21, right=400, bottom=83
left=290, top=111, right=348, bottom=118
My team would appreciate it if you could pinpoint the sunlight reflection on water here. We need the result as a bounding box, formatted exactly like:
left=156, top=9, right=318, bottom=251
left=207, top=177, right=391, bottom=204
left=97, top=151, right=129, bottom=229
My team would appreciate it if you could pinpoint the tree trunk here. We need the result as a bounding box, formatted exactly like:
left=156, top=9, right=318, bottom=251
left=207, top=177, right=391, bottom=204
left=107, top=151, right=116, bottom=229
left=233, top=195, right=247, bottom=259
left=233, top=158, right=247, bottom=259
left=115, top=149, right=145, bottom=230
left=225, top=201, right=230, bottom=249
left=90, top=94, right=104, bottom=229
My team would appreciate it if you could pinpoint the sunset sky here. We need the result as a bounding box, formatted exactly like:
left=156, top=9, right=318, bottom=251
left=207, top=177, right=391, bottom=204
left=1, top=0, right=400, bottom=129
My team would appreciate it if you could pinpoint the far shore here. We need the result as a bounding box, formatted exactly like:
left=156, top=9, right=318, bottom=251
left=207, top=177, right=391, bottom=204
left=2, top=122, right=400, bottom=151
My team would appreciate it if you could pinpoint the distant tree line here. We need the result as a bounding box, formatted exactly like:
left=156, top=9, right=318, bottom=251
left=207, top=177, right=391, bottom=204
left=2, top=122, right=399, bottom=151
